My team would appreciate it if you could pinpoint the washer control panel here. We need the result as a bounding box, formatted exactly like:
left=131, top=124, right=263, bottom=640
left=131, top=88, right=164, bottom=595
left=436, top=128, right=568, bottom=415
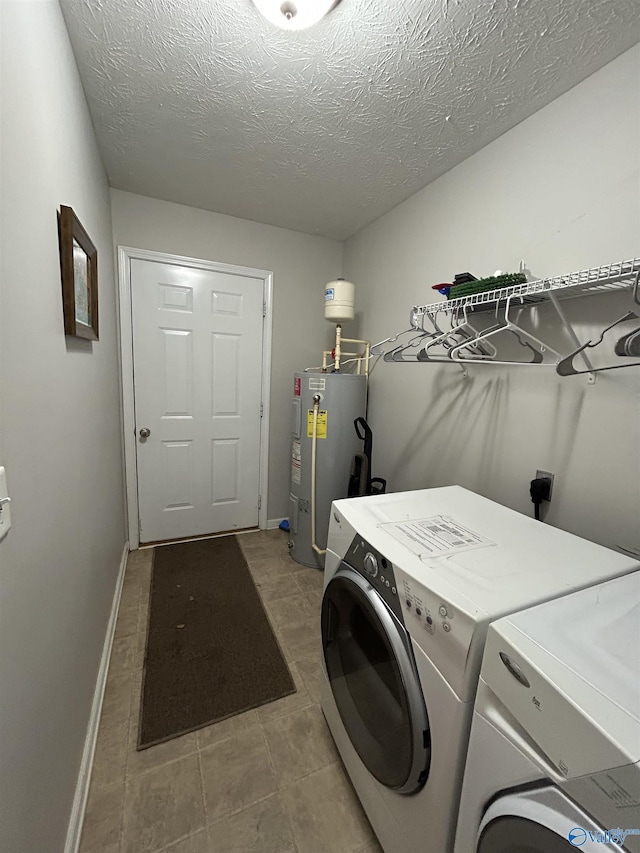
left=344, top=536, right=403, bottom=623
left=396, top=569, right=478, bottom=700
left=363, top=551, right=379, bottom=578
left=402, top=577, right=457, bottom=637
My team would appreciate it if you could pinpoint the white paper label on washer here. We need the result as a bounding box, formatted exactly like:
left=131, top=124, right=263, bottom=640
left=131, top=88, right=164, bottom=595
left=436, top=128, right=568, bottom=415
left=308, top=377, right=326, bottom=391
left=380, top=515, right=494, bottom=557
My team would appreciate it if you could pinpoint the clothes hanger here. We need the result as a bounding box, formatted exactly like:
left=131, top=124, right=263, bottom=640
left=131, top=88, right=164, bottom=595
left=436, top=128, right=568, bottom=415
left=445, top=304, right=499, bottom=359
left=383, top=312, right=449, bottom=361
left=448, top=294, right=561, bottom=365
left=556, top=311, right=640, bottom=375
left=384, top=326, right=435, bottom=361
left=557, top=272, right=640, bottom=375
left=415, top=309, right=463, bottom=361
left=416, top=304, right=499, bottom=362
left=389, top=310, right=489, bottom=363
left=422, top=296, right=532, bottom=364
left=615, top=326, right=640, bottom=357
left=371, top=326, right=418, bottom=356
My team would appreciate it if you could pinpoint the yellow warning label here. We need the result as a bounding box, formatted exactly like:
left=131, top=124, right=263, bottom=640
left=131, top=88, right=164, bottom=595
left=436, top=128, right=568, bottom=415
left=307, top=410, right=328, bottom=439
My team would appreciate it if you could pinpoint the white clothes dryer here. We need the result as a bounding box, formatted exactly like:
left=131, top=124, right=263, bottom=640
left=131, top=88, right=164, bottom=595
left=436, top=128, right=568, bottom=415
left=454, top=570, right=640, bottom=853
left=319, top=486, right=639, bottom=853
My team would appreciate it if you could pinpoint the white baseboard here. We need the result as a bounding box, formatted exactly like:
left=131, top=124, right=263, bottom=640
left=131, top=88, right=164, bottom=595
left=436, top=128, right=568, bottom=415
left=64, top=541, right=129, bottom=853
left=266, top=517, right=286, bottom=530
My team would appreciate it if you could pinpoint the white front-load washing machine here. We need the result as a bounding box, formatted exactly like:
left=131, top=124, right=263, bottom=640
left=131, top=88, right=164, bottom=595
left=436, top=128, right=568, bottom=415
left=319, top=486, right=639, bottom=853
left=454, top=570, right=640, bottom=853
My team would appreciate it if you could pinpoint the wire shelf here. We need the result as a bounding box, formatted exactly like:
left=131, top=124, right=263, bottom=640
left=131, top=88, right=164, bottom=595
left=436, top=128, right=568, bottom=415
left=412, top=258, right=640, bottom=322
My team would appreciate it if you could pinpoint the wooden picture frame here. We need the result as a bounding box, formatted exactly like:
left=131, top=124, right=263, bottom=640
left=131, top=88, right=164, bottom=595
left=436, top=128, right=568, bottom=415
left=58, top=205, right=99, bottom=340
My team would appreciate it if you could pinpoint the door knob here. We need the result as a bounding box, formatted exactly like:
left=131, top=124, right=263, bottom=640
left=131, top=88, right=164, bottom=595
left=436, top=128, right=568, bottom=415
left=139, top=427, right=151, bottom=439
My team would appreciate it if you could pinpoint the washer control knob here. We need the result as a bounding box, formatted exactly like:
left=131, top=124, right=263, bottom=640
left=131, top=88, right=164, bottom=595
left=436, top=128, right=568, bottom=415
left=442, top=621, right=451, bottom=633
left=363, top=552, right=379, bottom=578
left=439, top=604, right=448, bottom=618
left=415, top=608, right=422, bottom=617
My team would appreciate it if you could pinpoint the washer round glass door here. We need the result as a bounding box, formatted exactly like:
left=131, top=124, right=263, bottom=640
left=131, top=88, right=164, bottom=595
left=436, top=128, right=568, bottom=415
left=321, top=564, right=430, bottom=794
left=478, top=789, right=627, bottom=853
left=479, top=818, right=577, bottom=852
left=478, top=816, right=629, bottom=852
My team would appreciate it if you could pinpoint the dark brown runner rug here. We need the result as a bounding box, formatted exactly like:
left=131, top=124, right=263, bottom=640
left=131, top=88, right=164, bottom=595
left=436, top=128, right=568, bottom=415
left=138, top=535, right=295, bottom=749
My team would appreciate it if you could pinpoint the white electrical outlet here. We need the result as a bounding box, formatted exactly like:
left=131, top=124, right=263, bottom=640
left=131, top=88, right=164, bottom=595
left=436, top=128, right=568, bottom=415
left=0, top=466, right=12, bottom=542
left=535, top=469, right=555, bottom=500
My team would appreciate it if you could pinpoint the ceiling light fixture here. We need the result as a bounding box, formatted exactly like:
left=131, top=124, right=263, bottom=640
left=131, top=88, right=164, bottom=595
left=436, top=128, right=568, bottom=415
left=252, top=0, right=340, bottom=31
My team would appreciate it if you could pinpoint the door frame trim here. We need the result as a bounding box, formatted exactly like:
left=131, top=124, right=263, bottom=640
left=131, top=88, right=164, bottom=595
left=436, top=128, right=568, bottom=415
left=117, top=246, right=273, bottom=549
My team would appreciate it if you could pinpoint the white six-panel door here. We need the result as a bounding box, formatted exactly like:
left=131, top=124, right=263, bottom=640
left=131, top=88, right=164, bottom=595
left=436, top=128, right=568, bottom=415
left=131, top=258, right=265, bottom=543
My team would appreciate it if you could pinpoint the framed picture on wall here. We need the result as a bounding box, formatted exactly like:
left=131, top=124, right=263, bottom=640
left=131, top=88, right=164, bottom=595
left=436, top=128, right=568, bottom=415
left=58, top=204, right=99, bottom=340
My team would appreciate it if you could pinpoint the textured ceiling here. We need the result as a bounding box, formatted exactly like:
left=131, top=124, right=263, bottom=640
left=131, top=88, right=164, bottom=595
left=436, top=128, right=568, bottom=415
left=60, top=0, right=639, bottom=240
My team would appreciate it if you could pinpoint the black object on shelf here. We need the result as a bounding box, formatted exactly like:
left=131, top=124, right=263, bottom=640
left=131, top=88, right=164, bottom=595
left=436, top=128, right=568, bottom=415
left=453, top=272, right=478, bottom=285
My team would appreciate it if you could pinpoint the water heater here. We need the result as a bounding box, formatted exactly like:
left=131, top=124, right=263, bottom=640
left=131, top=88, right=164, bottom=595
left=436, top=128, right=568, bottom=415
left=290, top=372, right=367, bottom=568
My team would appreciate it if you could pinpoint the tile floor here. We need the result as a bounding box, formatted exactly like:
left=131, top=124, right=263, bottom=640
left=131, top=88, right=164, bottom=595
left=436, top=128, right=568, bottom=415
left=79, top=529, right=383, bottom=853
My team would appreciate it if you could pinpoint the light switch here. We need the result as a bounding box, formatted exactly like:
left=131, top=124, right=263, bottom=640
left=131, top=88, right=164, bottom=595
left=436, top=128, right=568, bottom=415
left=0, top=466, right=11, bottom=542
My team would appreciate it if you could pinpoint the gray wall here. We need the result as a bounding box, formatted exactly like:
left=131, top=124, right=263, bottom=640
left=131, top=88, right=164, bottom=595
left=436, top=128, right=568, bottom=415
left=110, top=189, right=343, bottom=522
left=344, top=45, right=640, bottom=552
left=0, top=3, right=126, bottom=851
